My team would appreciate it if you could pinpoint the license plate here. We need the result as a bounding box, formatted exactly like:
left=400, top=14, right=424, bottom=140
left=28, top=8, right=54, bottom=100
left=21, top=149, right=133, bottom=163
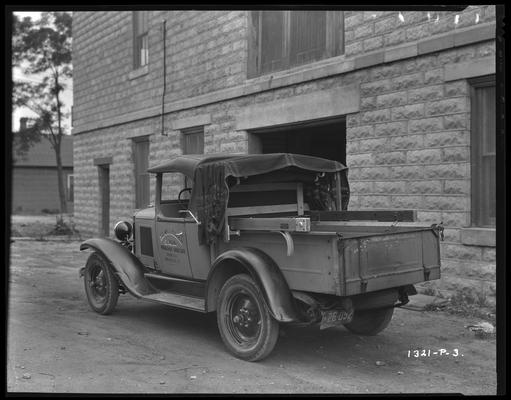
left=320, top=309, right=354, bottom=330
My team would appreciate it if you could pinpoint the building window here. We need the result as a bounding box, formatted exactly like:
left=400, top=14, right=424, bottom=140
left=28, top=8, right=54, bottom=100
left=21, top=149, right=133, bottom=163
left=133, top=11, right=149, bottom=69
left=181, top=126, right=204, bottom=188
left=133, top=136, right=150, bottom=208
left=248, top=11, right=344, bottom=78
left=470, top=76, right=495, bottom=227
left=182, top=126, right=205, bottom=155
left=67, top=174, right=74, bottom=203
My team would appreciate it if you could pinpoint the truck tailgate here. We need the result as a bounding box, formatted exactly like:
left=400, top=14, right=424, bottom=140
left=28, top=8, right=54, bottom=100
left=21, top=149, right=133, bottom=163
left=338, top=227, right=441, bottom=296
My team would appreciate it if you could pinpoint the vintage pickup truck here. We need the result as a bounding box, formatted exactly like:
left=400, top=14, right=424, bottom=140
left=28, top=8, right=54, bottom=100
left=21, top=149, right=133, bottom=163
left=80, top=153, right=442, bottom=361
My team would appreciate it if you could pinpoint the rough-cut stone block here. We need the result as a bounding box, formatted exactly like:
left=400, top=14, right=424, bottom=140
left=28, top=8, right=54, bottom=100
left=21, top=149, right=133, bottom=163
left=409, top=180, right=443, bottom=194
left=406, top=23, right=431, bottom=41
left=424, top=131, right=469, bottom=147
left=361, top=109, right=391, bottom=124
left=348, top=125, right=375, bottom=139
left=370, top=64, right=403, bottom=80
left=360, top=79, right=392, bottom=96
left=349, top=181, right=374, bottom=194
left=443, top=179, right=470, bottom=195
left=358, top=166, right=390, bottom=180
left=424, top=68, right=444, bottom=84
left=482, top=247, right=496, bottom=262
left=354, top=22, right=374, bottom=39
left=358, top=137, right=388, bottom=152
left=348, top=153, right=375, bottom=166
left=417, top=211, right=443, bottom=224
left=441, top=243, right=482, bottom=261
left=442, top=147, right=470, bottom=162
left=424, top=195, right=468, bottom=211
left=374, top=151, right=407, bottom=164
left=374, top=15, right=396, bottom=34
left=423, top=163, right=469, bottom=179
left=391, top=72, right=423, bottom=90
left=443, top=114, right=468, bottom=130
left=441, top=211, right=470, bottom=227
left=389, top=165, right=424, bottom=179
left=374, top=180, right=406, bottom=194
left=390, top=135, right=423, bottom=149
left=360, top=195, right=391, bottom=209
left=390, top=195, right=423, bottom=209
left=364, top=36, right=384, bottom=52
left=346, top=140, right=360, bottom=153
left=407, top=149, right=442, bottom=164
left=376, top=92, right=407, bottom=108
left=392, top=103, right=425, bottom=120
left=374, top=121, right=407, bottom=137
left=384, top=29, right=405, bottom=46
left=408, top=85, right=444, bottom=103
left=409, top=117, right=443, bottom=133
left=345, top=42, right=364, bottom=57
left=360, top=96, right=377, bottom=111
left=426, top=98, right=467, bottom=116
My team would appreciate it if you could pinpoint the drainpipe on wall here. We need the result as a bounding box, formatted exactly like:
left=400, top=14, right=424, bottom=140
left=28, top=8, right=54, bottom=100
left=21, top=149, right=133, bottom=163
left=161, top=19, right=168, bottom=136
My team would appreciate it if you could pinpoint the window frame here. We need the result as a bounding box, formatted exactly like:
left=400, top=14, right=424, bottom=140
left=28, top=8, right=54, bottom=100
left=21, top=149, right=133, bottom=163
left=133, top=11, right=149, bottom=69
left=132, top=135, right=151, bottom=209
left=248, top=10, right=344, bottom=78
left=469, top=75, right=496, bottom=228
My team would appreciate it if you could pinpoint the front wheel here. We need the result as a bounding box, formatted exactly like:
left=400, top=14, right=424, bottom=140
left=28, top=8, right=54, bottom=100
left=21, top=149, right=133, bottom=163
left=83, top=252, right=119, bottom=315
left=343, top=306, right=394, bottom=335
left=216, top=274, right=279, bottom=361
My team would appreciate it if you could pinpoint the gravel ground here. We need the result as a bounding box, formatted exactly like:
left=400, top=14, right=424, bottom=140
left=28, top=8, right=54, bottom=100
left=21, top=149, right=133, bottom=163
left=7, top=240, right=497, bottom=394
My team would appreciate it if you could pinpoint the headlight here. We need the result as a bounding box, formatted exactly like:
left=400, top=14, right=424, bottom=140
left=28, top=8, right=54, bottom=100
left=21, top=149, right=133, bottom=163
left=114, top=220, right=133, bottom=241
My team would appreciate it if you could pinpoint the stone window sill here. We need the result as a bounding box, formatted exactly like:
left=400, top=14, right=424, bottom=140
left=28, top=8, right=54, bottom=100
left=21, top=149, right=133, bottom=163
left=128, top=65, right=149, bottom=80
left=460, top=227, right=496, bottom=247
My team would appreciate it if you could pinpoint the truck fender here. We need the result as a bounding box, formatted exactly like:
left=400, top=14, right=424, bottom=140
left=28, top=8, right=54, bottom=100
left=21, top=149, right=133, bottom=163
left=205, top=247, right=302, bottom=322
left=80, top=238, right=156, bottom=297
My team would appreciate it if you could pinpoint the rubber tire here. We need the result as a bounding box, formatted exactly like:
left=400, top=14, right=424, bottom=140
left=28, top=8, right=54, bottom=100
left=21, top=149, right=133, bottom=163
left=83, top=252, right=119, bottom=315
left=344, top=306, right=394, bottom=336
left=217, top=274, right=279, bottom=362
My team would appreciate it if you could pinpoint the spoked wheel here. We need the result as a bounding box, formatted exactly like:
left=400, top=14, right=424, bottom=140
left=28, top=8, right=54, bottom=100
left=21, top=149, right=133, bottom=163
left=217, top=274, right=279, bottom=362
left=83, top=252, right=119, bottom=315
left=343, top=306, right=394, bottom=335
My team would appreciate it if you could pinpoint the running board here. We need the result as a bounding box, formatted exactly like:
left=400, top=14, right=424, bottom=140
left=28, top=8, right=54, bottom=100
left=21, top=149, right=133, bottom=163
left=140, top=291, right=206, bottom=312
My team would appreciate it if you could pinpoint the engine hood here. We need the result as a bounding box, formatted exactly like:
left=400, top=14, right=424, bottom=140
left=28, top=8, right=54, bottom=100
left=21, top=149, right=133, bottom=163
left=134, top=207, right=155, bottom=220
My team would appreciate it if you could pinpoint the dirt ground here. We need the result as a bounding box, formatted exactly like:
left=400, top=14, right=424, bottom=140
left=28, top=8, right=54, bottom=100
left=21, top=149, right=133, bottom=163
left=7, top=239, right=497, bottom=394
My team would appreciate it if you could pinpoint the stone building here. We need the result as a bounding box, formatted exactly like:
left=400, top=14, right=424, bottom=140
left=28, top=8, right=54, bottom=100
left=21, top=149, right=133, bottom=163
left=72, top=7, right=497, bottom=302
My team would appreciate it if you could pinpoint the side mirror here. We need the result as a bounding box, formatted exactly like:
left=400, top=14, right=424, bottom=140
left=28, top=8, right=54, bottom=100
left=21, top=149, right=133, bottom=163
left=179, top=209, right=201, bottom=225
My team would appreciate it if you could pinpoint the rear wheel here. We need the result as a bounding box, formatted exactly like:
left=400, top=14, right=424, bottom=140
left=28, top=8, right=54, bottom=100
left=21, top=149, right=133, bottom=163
left=83, top=252, right=119, bottom=315
left=343, top=307, right=394, bottom=335
left=217, top=274, right=279, bottom=361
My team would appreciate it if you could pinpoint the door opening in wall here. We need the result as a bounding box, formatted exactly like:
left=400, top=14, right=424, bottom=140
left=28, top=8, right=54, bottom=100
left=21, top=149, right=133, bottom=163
left=249, top=117, right=346, bottom=165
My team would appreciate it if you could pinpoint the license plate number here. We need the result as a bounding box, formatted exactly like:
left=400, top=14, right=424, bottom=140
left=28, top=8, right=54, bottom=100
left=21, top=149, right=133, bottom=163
left=320, top=309, right=354, bottom=330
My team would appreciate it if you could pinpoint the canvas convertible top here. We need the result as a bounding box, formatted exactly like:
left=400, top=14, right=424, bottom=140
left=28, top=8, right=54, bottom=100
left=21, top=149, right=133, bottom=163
left=147, top=153, right=347, bottom=177
left=149, top=153, right=349, bottom=244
